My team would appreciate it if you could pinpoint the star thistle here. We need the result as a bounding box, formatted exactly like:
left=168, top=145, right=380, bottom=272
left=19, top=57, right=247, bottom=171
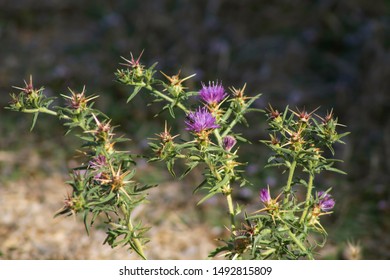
left=259, top=188, right=272, bottom=206
left=223, top=135, right=237, bottom=151
left=199, top=81, right=227, bottom=106
left=185, top=107, right=220, bottom=134
left=317, top=191, right=335, bottom=212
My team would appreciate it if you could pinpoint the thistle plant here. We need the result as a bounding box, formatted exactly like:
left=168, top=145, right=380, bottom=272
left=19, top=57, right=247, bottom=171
left=5, top=51, right=348, bottom=260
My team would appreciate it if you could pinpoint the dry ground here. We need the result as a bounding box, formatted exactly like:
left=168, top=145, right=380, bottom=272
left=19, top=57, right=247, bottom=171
left=0, top=145, right=221, bottom=260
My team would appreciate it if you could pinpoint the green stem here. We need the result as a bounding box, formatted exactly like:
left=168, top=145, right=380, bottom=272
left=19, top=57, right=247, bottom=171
left=221, top=114, right=242, bottom=138
left=299, top=173, right=314, bottom=224
left=213, top=129, right=223, bottom=146
left=204, top=156, right=235, bottom=231
left=221, top=107, right=233, bottom=123
left=288, top=229, right=314, bottom=260
left=146, top=86, right=188, bottom=113
left=120, top=204, right=147, bottom=260
left=23, top=107, right=56, bottom=117
left=283, top=160, right=297, bottom=205
left=146, top=85, right=234, bottom=228
left=226, top=188, right=236, bottom=231
left=22, top=107, right=72, bottom=121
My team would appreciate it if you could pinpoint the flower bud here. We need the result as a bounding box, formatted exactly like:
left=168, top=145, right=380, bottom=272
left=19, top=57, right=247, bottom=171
left=223, top=135, right=237, bottom=151
left=317, top=191, right=335, bottom=212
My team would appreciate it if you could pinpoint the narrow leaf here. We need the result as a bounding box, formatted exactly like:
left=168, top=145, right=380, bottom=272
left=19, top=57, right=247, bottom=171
left=127, top=86, right=142, bottom=103
left=30, top=112, right=39, bottom=131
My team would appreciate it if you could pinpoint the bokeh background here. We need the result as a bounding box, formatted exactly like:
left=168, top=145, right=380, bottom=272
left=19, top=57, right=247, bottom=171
left=0, top=0, right=389, bottom=259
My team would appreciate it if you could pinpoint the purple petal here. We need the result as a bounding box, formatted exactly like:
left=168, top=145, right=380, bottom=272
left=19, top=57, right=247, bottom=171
left=185, top=107, right=219, bottom=133
left=199, top=81, right=227, bottom=105
left=260, top=188, right=271, bottom=204
left=320, top=198, right=335, bottom=211
left=223, top=135, right=237, bottom=151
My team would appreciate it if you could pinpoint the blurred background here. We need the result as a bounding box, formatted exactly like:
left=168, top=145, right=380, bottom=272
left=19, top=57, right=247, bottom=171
left=0, top=0, right=389, bottom=259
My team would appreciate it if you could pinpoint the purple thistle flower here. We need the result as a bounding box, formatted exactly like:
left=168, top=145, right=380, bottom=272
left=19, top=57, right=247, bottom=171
left=260, top=188, right=271, bottom=205
left=317, top=191, right=335, bottom=212
left=89, top=155, right=107, bottom=169
left=223, top=135, right=237, bottom=151
left=88, top=155, right=108, bottom=180
left=185, top=107, right=219, bottom=133
left=199, top=81, right=227, bottom=105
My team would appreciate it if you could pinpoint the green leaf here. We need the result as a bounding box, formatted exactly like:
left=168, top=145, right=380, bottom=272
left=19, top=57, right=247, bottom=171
left=134, top=183, right=157, bottom=193
left=180, top=161, right=199, bottom=179
left=197, top=190, right=221, bottom=205
left=166, top=159, right=176, bottom=177
left=30, top=112, right=39, bottom=131
left=168, top=104, right=176, bottom=118
left=193, top=179, right=208, bottom=194
left=211, top=174, right=231, bottom=192
left=324, top=166, right=347, bottom=175
left=265, top=162, right=287, bottom=169
left=127, top=86, right=142, bottom=103
left=83, top=210, right=91, bottom=236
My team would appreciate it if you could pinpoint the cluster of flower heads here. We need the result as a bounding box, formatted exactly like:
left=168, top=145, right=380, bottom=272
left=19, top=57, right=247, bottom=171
left=185, top=81, right=227, bottom=137
left=259, top=188, right=335, bottom=213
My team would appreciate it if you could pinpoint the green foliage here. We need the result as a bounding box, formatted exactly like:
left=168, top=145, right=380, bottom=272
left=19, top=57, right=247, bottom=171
left=5, top=51, right=348, bottom=260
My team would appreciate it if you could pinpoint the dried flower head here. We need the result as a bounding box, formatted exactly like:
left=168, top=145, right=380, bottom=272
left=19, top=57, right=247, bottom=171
left=266, top=103, right=281, bottom=120
left=120, top=49, right=144, bottom=69
left=229, top=83, right=250, bottom=108
left=185, top=107, right=219, bottom=134
left=88, top=113, right=114, bottom=140
left=269, top=134, right=280, bottom=146
left=156, top=122, right=179, bottom=143
left=161, top=70, right=196, bottom=97
left=199, top=81, right=227, bottom=106
left=343, top=240, right=362, bottom=260
left=97, top=165, right=133, bottom=192
left=291, top=107, right=319, bottom=123
left=13, top=75, right=34, bottom=95
left=63, top=86, right=98, bottom=110
left=316, top=109, right=334, bottom=125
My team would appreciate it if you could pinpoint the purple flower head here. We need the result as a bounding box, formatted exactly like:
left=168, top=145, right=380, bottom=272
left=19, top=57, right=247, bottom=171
left=317, top=191, right=335, bottom=212
left=88, top=155, right=107, bottom=180
left=89, top=155, right=107, bottom=170
left=223, top=135, right=237, bottom=151
left=260, top=188, right=271, bottom=205
left=199, top=81, right=227, bottom=105
left=185, top=107, right=220, bottom=133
